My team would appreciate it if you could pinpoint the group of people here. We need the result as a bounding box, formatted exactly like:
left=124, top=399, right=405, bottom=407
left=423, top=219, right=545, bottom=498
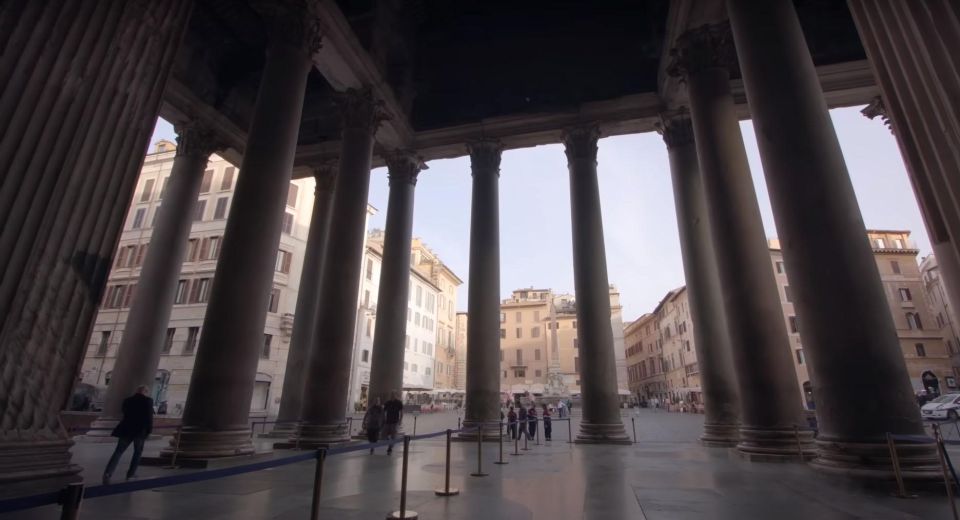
left=505, top=403, right=553, bottom=442
left=361, top=390, right=405, bottom=454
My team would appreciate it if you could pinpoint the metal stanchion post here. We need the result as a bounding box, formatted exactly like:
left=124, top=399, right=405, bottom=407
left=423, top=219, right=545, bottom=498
left=631, top=417, right=637, bottom=444
left=413, top=415, right=418, bottom=436
left=388, top=437, right=418, bottom=519
left=535, top=419, right=541, bottom=446
left=310, top=449, right=327, bottom=520
left=522, top=420, right=530, bottom=451
left=471, top=424, right=488, bottom=477
left=164, top=426, right=183, bottom=469
left=567, top=418, right=573, bottom=444
left=435, top=429, right=460, bottom=496
left=58, top=483, right=84, bottom=520
left=511, top=426, right=522, bottom=456
left=457, top=416, right=461, bottom=430
left=495, top=422, right=508, bottom=465
left=934, top=424, right=960, bottom=520
left=885, top=433, right=913, bottom=499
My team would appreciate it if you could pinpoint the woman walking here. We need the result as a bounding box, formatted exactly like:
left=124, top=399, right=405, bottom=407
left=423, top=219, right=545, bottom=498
left=363, top=398, right=385, bottom=454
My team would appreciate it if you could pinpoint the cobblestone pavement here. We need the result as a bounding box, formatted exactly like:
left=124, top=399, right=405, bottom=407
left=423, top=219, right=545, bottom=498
left=2, top=409, right=956, bottom=519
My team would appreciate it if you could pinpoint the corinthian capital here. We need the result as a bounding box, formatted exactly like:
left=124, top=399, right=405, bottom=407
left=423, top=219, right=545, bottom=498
left=312, top=160, right=338, bottom=193
left=173, top=120, right=223, bottom=158
left=861, top=97, right=893, bottom=133
left=253, top=0, right=322, bottom=55
left=335, top=87, right=387, bottom=134
left=666, top=22, right=738, bottom=80
left=655, top=113, right=695, bottom=149
left=385, top=150, right=426, bottom=186
left=561, top=125, right=600, bottom=163
left=467, top=139, right=503, bottom=177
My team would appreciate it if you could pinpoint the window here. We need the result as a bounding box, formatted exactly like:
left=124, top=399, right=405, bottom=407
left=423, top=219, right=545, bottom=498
left=159, top=177, right=169, bottom=199
left=262, top=334, right=272, bottom=359
left=516, top=311, right=522, bottom=322
left=416, top=286, right=422, bottom=306
left=200, top=170, right=213, bottom=193
left=220, top=167, right=235, bottom=191
left=186, top=239, right=199, bottom=262
left=503, top=370, right=507, bottom=379
left=415, top=312, right=421, bottom=326
left=894, top=239, right=904, bottom=249
left=514, top=368, right=526, bottom=378
left=140, top=179, right=155, bottom=202
left=899, top=288, right=912, bottom=302
left=516, top=327, right=522, bottom=339
left=366, top=318, right=372, bottom=337
left=516, top=349, right=523, bottom=364
left=531, top=327, right=540, bottom=338
left=916, top=343, right=927, bottom=357
left=535, top=349, right=541, bottom=361
left=134, top=245, right=146, bottom=266
left=788, top=316, right=799, bottom=334
left=500, top=312, right=506, bottom=323
left=96, top=331, right=110, bottom=356
left=282, top=212, right=294, bottom=234
left=535, top=369, right=542, bottom=377
left=425, top=367, right=432, bottom=376
left=268, top=288, right=281, bottom=313
left=175, top=280, right=189, bottom=304
left=162, top=328, right=175, bottom=353
left=784, top=285, right=793, bottom=302
left=795, top=349, right=804, bottom=365
left=534, top=310, right=540, bottom=321
left=362, top=349, right=369, bottom=362
left=132, top=208, right=146, bottom=229
left=366, top=259, right=373, bottom=280
left=776, top=261, right=785, bottom=274
left=874, top=238, right=885, bottom=249
left=196, top=278, right=211, bottom=303
left=287, top=183, right=299, bottom=207
left=151, top=206, right=161, bottom=227
left=906, top=312, right=923, bottom=330
left=411, top=364, right=418, bottom=373
left=184, top=327, right=199, bottom=354
left=891, top=260, right=901, bottom=274
left=123, top=283, right=136, bottom=307
left=193, top=199, right=206, bottom=221
left=213, top=197, right=229, bottom=219
left=405, top=336, right=410, bottom=350
left=275, top=250, right=292, bottom=274
left=364, top=290, right=371, bottom=308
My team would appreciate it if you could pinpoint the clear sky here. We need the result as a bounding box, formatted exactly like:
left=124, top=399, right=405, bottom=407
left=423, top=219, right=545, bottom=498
left=150, top=105, right=929, bottom=321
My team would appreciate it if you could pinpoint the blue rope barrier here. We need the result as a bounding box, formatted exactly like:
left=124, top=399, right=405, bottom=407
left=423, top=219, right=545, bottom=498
left=0, top=490, right=63, bottom=514
left=888, top=434, right=937, bottom=444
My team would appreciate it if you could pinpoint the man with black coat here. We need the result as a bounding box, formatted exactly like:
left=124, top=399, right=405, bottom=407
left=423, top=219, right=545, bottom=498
left=102, top=385, right=154, bottom=484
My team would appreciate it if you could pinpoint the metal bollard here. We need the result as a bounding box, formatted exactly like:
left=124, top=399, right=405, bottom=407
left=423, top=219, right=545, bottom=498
left=457, top=416, right=461, bottom=430
left=434, top=429, right=460, bottom=496
left=567, top=417, right=573, bottom=444
left=522, top=421, right=531, bottom=451
left=885, top=432, right=913, bottom=499
left=164, top=425, right=183, bottom=469
left=494, top=422, right=508, bottom=465
left=535, top=419, right=541, bottom=446
left=59, top=483, right=84, bottom=520
left=511, top=426, right=522, bottom=456
left=310, top=449, right=328, bottom=520
left=470, top=424, right=488, bottom=477
left=387, top=437, right=418, bottom=519
left=413, top=415, right=418, bottom=436
left=933, top=424, right=960, bottom=520
left=631, top=417, right=637, bottom=444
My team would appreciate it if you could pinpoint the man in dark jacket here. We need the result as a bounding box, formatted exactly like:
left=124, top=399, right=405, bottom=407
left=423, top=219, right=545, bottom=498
left=103, top=385, right=154, bottom=484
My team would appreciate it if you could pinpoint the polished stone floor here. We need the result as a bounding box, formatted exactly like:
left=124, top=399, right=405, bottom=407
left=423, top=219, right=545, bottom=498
left=2, top=409, right=956, bottom=519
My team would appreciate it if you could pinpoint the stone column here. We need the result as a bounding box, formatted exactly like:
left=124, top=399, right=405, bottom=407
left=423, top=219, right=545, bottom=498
left=295, top=88, right=383, bottom=446
left=167, top=5, right=320, bottom=459
left=461, top=140, right=504, bottom=440
left=90, top=122, right=222, bottom=437
left=367, top=151, right=426, bottom=407
left=727, top=0, right=938, bottom=477
left=562, top=125, right=630, bottom=444
left=0, top=0, right=192, bottom=492
left=271, top=162, right=338, bottom=437
left=668, top=23, right=814, bottom=460
left=659, top=114, right=741, bottom=447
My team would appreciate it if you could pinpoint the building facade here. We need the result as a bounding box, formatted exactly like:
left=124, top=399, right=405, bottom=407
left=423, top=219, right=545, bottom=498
left=627, top=289, right=700, bottom=404
left=920, top=254, right=960, bottom=385
left=409, top=238, right=463, bottom=391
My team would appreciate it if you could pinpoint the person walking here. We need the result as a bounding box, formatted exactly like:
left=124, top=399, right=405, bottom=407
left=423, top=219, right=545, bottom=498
left=363, top=398, right=385, bottom=454
left=542, top=404, right=552, bottom=441
left=507, top=406, right=518, bottom=439
left=382, top=390, right=404, bottom=455
left=102, top=385, right=153, bottom=485
left=518, top=405, right=529, bottom=440
left=557, top=399, right=566, bottom=418
left=527, top=404, right=538, bottom=441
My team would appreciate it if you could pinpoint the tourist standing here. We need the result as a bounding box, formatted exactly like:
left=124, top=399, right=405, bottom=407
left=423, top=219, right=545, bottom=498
left=518, top=405, right=528, bottom=440
left=557, top=399, right=566, bottom=418
left=102, top=385, right=153, bottom=485
left=382, top=390, right=404, bottom=455
left=542, top=404, right=552, bottom=441
left=527, top=404, right=538, bottom=441
left=363, top=398, right=385, bottom=454
left=507, top=406, right=518, bottom=439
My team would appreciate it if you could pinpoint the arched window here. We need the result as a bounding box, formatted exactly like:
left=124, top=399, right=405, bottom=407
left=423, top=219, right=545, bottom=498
left=906, top=312, right=923, bottom=330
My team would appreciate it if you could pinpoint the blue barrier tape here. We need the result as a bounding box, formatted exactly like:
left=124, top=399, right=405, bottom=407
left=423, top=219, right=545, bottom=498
left=889, top=434, right=937, bottom=444
left=0, top=490, right=63, bottom=514
left=326, top=439, right=397, bottom=456
left=408, top=430, right=450, bottom=441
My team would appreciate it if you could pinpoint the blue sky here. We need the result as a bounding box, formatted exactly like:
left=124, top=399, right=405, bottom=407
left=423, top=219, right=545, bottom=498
left=151, top=105, right=928, bottom=320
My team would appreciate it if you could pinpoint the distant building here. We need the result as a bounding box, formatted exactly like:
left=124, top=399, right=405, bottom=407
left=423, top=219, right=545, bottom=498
left=454, top=312, right=468, bottom=391
left=920, top=254, right=960, bottom=385
left=627, top=288, right=697, bottom=404
left=409, top=237, right=463, bottom=391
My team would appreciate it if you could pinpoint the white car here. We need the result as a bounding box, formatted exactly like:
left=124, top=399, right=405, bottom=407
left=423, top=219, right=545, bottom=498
left=921, top=393, right=960, bottom=420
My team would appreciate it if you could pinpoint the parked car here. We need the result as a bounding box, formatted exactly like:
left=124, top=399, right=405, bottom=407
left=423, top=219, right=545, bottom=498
left=921, top=393, right=960, bottom=420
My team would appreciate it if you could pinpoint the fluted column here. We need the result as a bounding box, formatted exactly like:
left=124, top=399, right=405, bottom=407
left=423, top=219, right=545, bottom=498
left=668, top=23, right=813, bottom=460
left=728, top=0, right=938, bottom=477
left=460, top=140, right=504, bottom=440
left=90, top=122, right=223, bottom=437
left=562, top=125, right=630, bottom=445
left=167, top=4, right=320, bottom=459
left=0, top=0, right=192, bottom=493
left=660, top=114, right=741, bottom=446
left=367, top=151, right=426, bottom=408
left=271, top=162, right=338, bottom=436
left=294, top=88, right=383, bottom=446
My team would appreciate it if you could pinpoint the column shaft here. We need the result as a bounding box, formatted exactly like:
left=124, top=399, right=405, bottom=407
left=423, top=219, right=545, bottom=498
left=668, top=24, right=813, bottom=459
left=367, top=152, right=424, bottom=407
left=728, top=0, right=938, bottom=477
left=171, top=10, right=319, bottom=458
left=273, top=164, right=338, bottom=433
left=461, top=140, right=503, bottom=440
left=295, top=88, right=382, bottom=446
left=661, top=115, right=741, bottom=447
left=563, top=126, right=630, bottom=444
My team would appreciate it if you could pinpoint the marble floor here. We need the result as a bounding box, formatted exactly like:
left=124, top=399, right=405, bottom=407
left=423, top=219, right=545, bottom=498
left=2, top=409, right=956, bottom=519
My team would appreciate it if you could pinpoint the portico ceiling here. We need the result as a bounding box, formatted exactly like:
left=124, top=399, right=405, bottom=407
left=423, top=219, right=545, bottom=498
left=160, top=0, right=875, bottom=173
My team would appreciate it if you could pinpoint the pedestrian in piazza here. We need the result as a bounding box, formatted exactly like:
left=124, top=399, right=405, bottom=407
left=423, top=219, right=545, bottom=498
left=541, top=404, right=552, bottom=441
left=102, top=385, right=153, bottom=485
left=527, top=403, right=538, bottom=440
left=382, top=390, right=404, bottom=455
left=507, top=406, right=518, bottom=439
left=557, top=399, right=566, bottom=418
left=362, top=397, right=385, bottom=454
left=518, top=405, right=529, bottom=439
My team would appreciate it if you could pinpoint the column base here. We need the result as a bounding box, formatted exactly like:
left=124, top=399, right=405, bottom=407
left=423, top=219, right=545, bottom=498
left=736, top=426, right=816, bottom=461
left=160, top=427, right=254, bottom=458
left=84, top=417, right=119, bottom=439
left=0, top=438, right=82, bottom=496
left=809, top=437, right=941, bottom=480
left=290, top=422, right=350, bottom=448
left=455, top=421, right=502, bottom=442
left=700, top=422, right=740, bottom=447
left=575, top=421, right=631, bottom=445
left=259, top=423, right=297, bottom=439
